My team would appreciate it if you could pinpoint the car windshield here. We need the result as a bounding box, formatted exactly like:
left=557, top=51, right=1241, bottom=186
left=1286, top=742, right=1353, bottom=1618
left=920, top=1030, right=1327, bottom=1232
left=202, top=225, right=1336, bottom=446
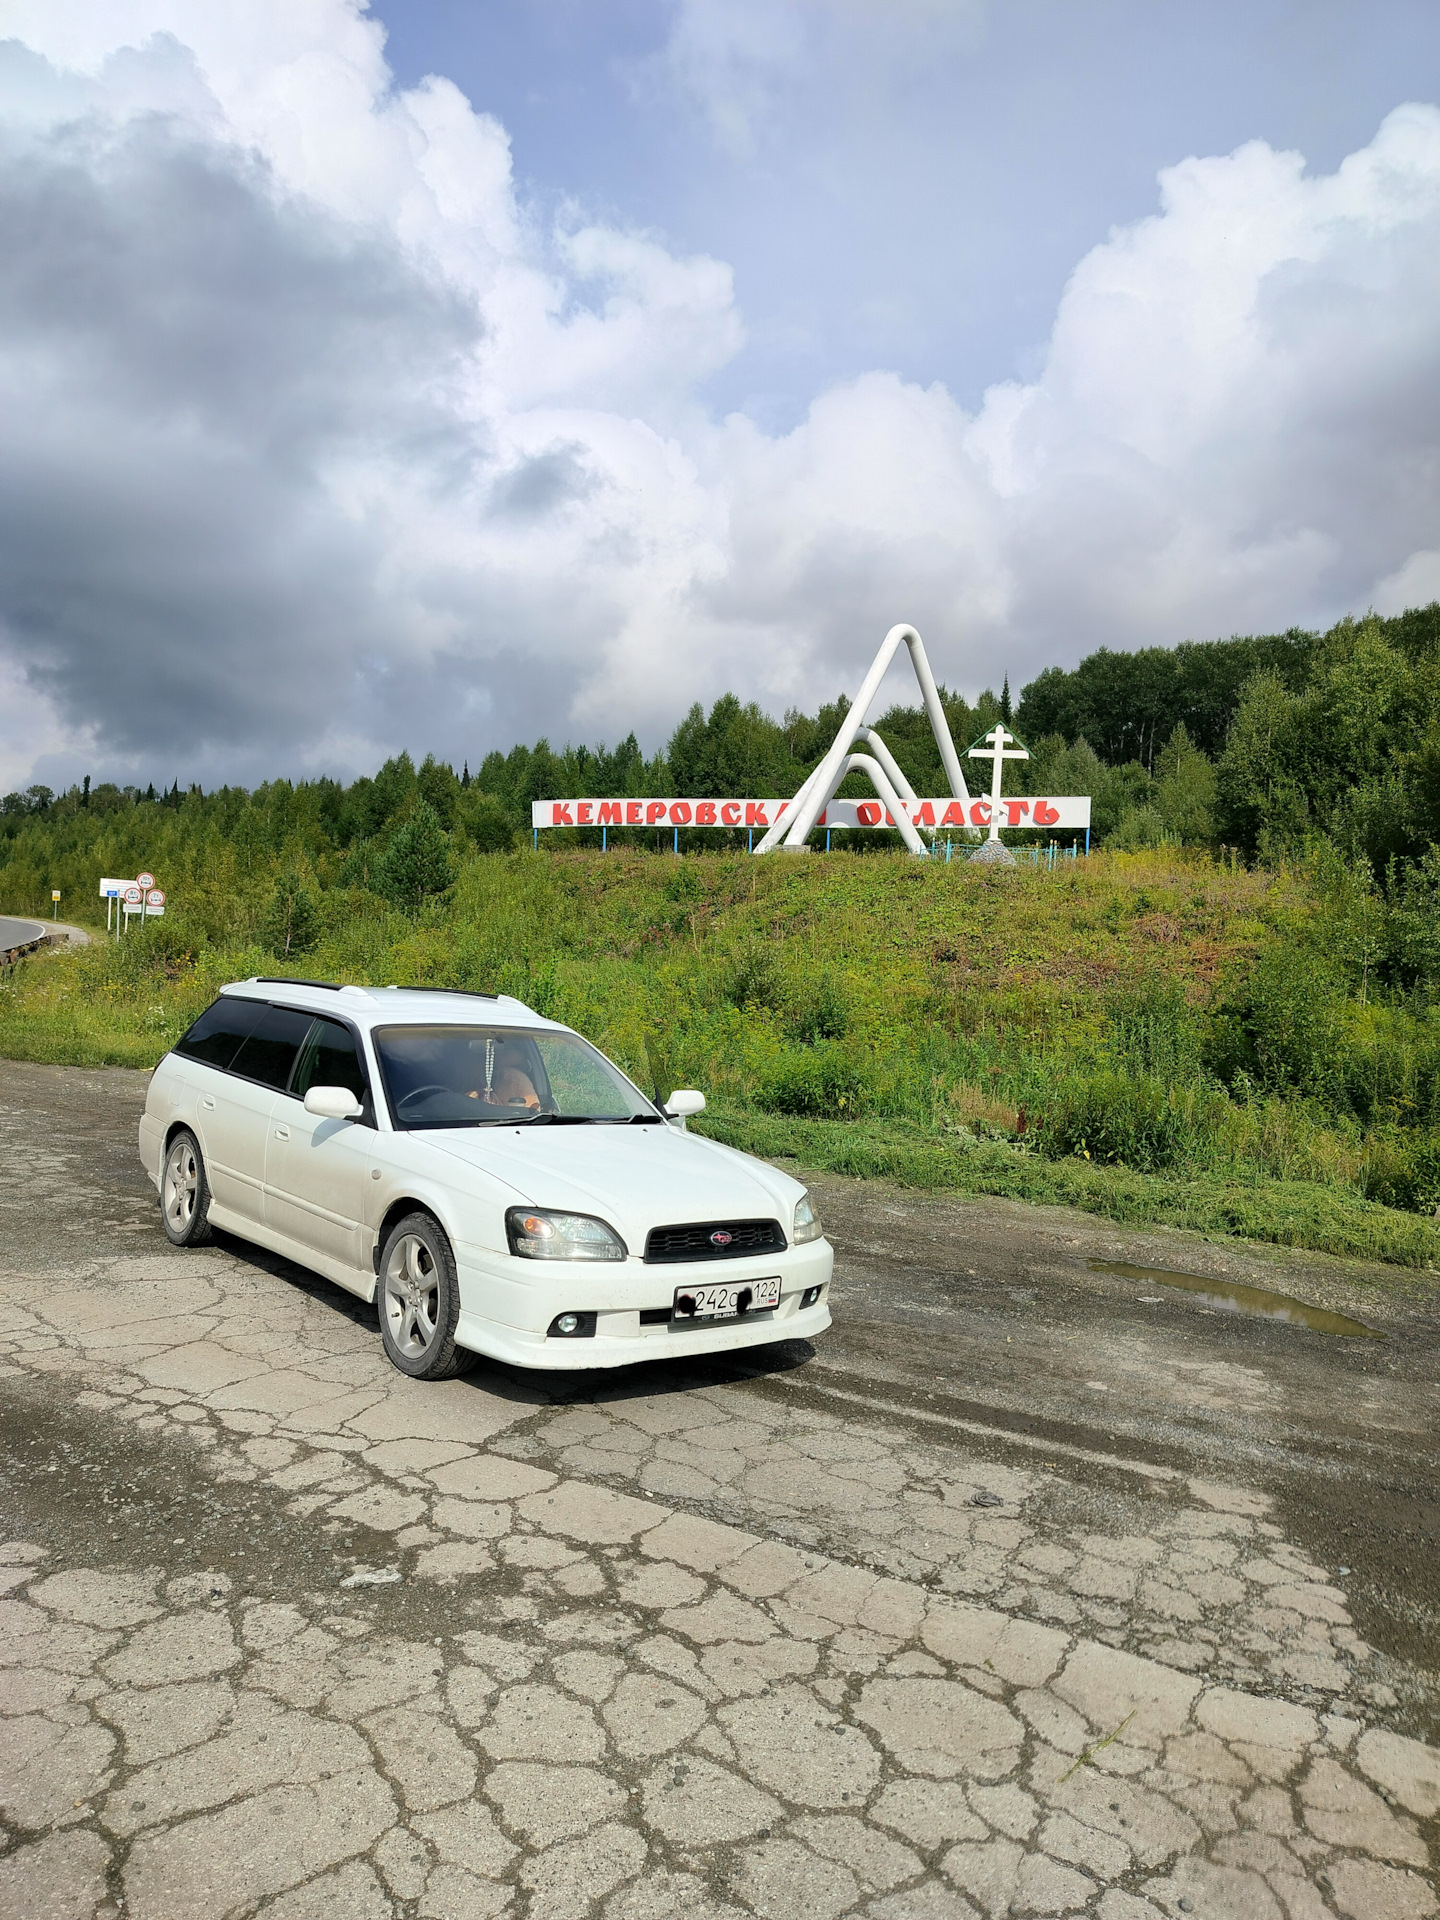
left=373, top=1024, right=659, bottom=1130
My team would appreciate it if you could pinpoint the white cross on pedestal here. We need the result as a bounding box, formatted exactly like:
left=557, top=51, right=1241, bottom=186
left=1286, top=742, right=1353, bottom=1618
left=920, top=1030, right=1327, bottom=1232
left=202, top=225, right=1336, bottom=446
left=967, top=724, right=1029, bottom=842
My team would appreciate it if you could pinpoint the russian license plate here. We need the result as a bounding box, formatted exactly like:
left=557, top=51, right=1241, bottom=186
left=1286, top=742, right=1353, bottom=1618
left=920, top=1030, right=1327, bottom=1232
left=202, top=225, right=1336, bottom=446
left=673, top=1276, right=781, bottom=1321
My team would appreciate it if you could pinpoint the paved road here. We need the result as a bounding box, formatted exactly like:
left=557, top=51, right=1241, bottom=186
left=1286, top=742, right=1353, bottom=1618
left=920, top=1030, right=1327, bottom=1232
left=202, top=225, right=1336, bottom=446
left=0, top=916, right=90, bottom=951
left=0, top=914, right=47, bottom=950
left=1, top=1061, right=1437, bottom=1919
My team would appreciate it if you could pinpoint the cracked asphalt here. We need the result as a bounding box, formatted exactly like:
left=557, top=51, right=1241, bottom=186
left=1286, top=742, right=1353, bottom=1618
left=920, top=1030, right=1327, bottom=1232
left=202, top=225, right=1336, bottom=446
left=1, top=1059, right=1438, bottom=1919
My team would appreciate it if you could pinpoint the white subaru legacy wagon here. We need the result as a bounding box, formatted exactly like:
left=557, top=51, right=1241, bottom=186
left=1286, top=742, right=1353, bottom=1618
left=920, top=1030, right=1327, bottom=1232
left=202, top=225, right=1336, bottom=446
left=138, top=980, right=832, bottom=1378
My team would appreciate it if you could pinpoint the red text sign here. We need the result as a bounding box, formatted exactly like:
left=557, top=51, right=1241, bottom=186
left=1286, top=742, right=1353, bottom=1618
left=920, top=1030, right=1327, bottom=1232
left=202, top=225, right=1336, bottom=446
left=531, top=796, right=1091, bottom=831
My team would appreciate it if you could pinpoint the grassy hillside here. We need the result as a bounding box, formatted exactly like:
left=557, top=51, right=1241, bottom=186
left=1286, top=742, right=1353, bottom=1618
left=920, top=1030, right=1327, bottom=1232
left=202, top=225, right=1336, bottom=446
left=4, top=846, right=1438, bottom=1270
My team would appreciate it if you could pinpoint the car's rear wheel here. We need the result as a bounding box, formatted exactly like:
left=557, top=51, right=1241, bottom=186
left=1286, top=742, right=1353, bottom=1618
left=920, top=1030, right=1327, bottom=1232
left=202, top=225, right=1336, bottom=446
left=161, top=1129, right=214, bottom=1247
left=377, top=1211, right=475, bottom=1381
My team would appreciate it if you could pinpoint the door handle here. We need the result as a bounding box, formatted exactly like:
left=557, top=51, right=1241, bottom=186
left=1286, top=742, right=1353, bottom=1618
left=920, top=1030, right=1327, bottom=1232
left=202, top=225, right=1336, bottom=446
left=274, top=1125, right=290, bottom=1140
left=201, top=1096, right=215, bottom=1110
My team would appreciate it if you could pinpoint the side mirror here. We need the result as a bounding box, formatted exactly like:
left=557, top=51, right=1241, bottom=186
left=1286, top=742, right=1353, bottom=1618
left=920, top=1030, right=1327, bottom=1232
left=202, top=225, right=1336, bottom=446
left=304, top=1085, right=364, bottom=1121
left=663, top=1089, right=706, bottom=1119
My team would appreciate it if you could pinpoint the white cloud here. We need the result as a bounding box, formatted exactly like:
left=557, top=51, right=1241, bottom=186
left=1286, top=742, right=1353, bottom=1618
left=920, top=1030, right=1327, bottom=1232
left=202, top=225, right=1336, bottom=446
left=0, top=0, right=1438, bottom=793
left=1374, top=549, right=1440, bottom=615
left=702, top=101, right=1440, bottom=702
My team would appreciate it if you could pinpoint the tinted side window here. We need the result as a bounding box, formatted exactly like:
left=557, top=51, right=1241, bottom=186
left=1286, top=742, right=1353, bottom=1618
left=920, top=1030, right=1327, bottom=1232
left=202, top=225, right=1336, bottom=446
left=229, top=1006, right=316, bottom=1091
left=174, top=997, right=263, bottom=1071
left=291, top=1018, right=368, bottom=1102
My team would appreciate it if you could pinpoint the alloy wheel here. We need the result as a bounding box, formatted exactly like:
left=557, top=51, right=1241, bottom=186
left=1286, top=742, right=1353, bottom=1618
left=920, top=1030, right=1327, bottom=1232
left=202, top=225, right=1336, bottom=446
left=383, top=1233, right=440, bottom=1358
left=163, top=1139, right=197, bottom=1232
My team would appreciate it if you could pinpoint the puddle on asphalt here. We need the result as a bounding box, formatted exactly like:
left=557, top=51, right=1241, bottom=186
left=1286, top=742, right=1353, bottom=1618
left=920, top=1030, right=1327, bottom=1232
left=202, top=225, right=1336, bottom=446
left=1087, top=1260, right=1384, bottom=1338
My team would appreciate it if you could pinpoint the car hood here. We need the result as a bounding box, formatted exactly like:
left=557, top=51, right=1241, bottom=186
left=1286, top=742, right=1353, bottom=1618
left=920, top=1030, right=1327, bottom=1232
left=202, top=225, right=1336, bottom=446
left=421, top=1122, right=804, bottom=1251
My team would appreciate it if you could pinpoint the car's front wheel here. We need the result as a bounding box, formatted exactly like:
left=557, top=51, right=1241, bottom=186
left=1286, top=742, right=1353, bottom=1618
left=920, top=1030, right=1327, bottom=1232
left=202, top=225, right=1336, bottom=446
left=377, top=1211, right=475, bottom=1381
left=160, top=1128, right=214, bottom=1247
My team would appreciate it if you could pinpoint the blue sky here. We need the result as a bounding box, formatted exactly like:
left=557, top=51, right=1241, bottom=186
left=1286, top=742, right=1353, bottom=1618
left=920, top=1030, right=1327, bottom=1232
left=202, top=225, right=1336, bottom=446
left=379, top=1, right=1440, bottom=426
left=2, top=2, right=1439, bottom=791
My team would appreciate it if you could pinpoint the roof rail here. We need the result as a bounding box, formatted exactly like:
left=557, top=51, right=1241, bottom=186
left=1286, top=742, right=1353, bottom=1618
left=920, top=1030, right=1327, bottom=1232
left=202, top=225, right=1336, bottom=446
left=381, top=985, right=500, bottom=1000
left=252, top=977, right=342, bottom=991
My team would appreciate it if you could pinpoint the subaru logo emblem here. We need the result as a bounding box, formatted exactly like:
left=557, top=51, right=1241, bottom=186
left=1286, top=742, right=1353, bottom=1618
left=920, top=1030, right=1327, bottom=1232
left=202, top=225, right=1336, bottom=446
left=710, top=1229, right=733, bottom=1247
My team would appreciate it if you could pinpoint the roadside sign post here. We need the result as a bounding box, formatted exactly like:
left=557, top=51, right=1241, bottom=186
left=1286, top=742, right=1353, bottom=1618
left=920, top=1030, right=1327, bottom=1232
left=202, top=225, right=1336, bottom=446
left=100, top=879, right=125, bottom=937
left=111, top=873, right=162, bottom=936
left=52, top=889, right=60, bottom=923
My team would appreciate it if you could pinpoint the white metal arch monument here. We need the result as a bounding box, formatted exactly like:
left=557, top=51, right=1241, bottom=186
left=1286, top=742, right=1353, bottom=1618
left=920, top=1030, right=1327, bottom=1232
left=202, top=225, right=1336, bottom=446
left=753, top=624, right=965, bottom=857
left=529, top=622, right=1091, bottom=855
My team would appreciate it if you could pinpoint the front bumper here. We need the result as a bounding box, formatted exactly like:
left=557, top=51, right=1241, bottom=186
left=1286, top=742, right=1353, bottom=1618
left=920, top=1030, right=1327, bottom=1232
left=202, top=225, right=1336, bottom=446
left=452, top=1238, right=833, bottom=1371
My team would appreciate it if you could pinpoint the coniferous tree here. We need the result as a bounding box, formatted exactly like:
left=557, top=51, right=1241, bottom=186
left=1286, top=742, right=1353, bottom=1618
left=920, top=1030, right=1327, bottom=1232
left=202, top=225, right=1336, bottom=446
left=375, top=801, right=455, bottom=912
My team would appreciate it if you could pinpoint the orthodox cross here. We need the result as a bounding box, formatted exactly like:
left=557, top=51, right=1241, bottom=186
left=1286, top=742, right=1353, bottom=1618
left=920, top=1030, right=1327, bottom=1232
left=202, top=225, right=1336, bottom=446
left=967, top=724, right=1029, bottom=842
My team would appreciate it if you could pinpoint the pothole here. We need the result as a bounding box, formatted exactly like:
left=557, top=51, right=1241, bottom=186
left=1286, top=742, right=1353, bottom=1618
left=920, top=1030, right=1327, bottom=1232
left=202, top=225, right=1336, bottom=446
left=1089, top=1260, right=1383, bottom=1339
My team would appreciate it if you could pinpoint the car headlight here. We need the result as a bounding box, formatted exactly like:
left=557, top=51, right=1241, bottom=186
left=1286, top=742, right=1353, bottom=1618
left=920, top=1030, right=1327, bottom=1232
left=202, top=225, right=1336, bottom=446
left=506, top=1208, right=627, bottom=1262
left=792, top=1193, right=823, bottom=1244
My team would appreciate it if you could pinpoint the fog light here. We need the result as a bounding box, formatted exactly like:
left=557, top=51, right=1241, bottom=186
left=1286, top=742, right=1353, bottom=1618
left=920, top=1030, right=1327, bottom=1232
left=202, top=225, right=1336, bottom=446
left=547, top=1311, right=597, bottom=1338
left=801, top=1284, right=823, bottom=1308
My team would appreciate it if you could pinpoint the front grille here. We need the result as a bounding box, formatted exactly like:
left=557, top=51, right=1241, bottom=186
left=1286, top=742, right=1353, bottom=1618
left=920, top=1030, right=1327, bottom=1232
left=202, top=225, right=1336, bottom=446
left=643, top=1218, right=785, bottom=1264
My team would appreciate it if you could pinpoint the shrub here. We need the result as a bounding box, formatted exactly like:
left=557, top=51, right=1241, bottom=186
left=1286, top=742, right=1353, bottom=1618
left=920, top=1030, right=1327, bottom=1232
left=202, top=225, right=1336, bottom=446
left=785, top=972, right=850, bottom=1043
left=1036, top=1070, right=1238, bottom=1173
left=1106, top=973, right=1203, bottom=1081
left=1386, top=844, right=1440, bottom=989
left=759, top=1046, right=869, bottom=1118
left=1360, top=1128, right=1440, bottom=1214
left=260, top=873, right=320, bottom=956
left=87, top=909, right=202, bottom=986
left=1204, top=941, right=1350, bottom=1103
left=664, top=862, right=706, bottom=903
left=1106, top=806, right=1172, bottom=852
left=468, top=797, right=516, bottom=854
left=727, top=943, right=783, bottom=1012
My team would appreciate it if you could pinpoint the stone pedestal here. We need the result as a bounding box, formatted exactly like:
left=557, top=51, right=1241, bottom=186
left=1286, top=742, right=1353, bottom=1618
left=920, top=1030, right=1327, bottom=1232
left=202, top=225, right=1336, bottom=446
left=969, top=840, right=1017, bottom=867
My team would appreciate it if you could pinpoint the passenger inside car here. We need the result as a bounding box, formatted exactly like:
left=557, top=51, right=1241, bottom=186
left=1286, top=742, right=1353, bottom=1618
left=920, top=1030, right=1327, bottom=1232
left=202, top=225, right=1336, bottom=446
left=475, top=1040, right=542, bottom=1110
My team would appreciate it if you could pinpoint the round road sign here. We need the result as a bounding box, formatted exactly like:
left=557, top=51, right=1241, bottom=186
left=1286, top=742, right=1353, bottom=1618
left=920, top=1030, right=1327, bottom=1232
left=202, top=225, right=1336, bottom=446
left=146, top=888, right=165, bottom=907
left=124, top=886, right=142, bottom=904
left=136, top=871, right=155, bottom=888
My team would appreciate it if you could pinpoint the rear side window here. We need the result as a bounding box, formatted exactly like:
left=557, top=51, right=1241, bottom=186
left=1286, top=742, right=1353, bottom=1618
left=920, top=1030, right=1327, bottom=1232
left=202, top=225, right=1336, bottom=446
left=174, top=997, right=264, bottom=1071
left=290, top=1018, right=368, bottom=1102
left=229, top=1005, right=316, bottom=1091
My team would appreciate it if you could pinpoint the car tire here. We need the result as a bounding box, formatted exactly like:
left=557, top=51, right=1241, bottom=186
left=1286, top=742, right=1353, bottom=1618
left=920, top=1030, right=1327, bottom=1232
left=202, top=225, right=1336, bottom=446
left=160, top=1128, right=214, bottom=1247
left=377, top=1210, right=476, bottom=1381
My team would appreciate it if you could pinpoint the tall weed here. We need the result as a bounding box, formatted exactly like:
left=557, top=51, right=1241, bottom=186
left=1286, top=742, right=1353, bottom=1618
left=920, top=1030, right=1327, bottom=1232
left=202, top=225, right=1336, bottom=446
left=1037, top=1071, right=1239, bottom=1174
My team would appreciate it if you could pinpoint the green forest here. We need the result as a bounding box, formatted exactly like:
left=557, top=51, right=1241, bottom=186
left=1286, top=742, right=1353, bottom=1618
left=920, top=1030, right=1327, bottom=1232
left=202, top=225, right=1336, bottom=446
left=3, top=602, right=1439, bottom=1267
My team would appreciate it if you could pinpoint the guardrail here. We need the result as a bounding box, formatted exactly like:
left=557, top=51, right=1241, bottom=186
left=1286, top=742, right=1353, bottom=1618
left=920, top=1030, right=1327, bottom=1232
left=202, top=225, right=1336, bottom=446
left=1, top=927, right=60, bottom=968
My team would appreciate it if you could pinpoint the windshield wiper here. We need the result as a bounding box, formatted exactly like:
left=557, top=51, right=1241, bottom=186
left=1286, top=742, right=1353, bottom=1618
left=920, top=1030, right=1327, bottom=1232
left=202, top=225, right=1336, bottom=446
left=464, top=1111, right=656, bottom=1129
